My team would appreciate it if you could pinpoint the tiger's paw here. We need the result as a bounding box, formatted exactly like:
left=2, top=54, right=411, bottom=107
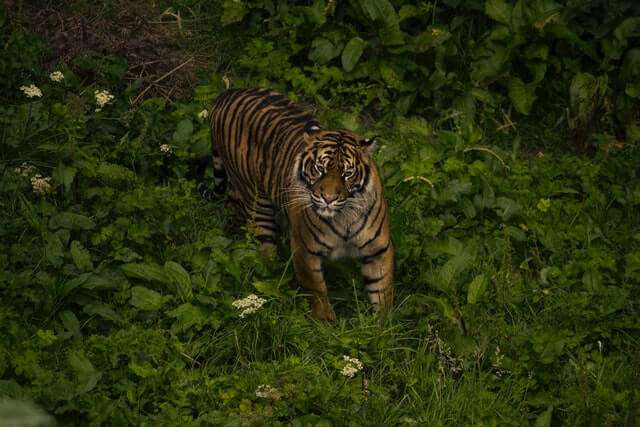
left=311, top=298, right=336, bottom=321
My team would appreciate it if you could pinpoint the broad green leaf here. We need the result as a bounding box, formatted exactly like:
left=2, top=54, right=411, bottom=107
left=129, top=360, right=157, bottom=378
left=309, top=37, right=342, bottom=64
left=45, top=234, right=64, bottom=267
left=0, top=399, right=53, bottom=427
left=83, top=303, right=122, bottom=323
left=130, top=286, right=164, bottom=311
left=70, top=240, right=93, bottom=272
left=172, top=119, right=194, bottom=144
left=485, top=0, right=512, bottom=25
left=467, top=274, right=488, bottom=304
left=168, top=303, right=211, bottom=332
left=495, top=197, right=521, bottom=220
left=470, top=45, right=509, bottom=82
left=534, top=406, right=554, bottom=427
left=341, top=37, right=366, bottom=72
left=96, top=162, right=136, bottom=182
left=52, top=163, right=76, bottom=193
left=507, top=77, right=537, bottom=115
left=164, top=261, right=193, bottom=302
left=121, top=262, right=171, bottom=285
left=423, top=296, right=456, bottom=321
left=253, top=279, right=282, bottom=297
left=49, top=212, right=96, bottom=230
left=59, top=310, right=82, bottom=338
left=221, top=0, right=247, bottom=26
left=379, top=62, right=403, bottom=89
left=68, top=350, right=101, bottom=393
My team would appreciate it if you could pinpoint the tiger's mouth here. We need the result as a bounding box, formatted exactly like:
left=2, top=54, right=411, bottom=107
left=315, top=206, right=338, bottom=218
left=312, top=197, right=346, bottom=218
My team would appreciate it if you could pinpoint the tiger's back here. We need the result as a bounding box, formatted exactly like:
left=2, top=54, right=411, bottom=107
left=204, top=88, right=394, bottom=321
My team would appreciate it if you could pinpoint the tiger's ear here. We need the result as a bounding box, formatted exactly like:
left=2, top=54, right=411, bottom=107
left=360, top=136, right=378, bottom=155
left=303, top=123, right=321, bottom=145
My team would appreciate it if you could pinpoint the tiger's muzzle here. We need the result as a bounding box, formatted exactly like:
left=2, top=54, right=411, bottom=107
left=311, top=168, right=347, bottom=218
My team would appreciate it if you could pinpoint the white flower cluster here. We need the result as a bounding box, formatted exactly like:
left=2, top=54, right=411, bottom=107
left=30, top=174, right=53, bottom=195
left=198, top=109, right=208, bottom=120
left=232, top=294, right=266, bottom=318
left=20, top=84, right=43, bottom=98
left=340, top=355, right=364, bottom=378
left=49, top=71, right=64, bottom=82
left=14, top=162, right=36, bottom=177
left=255, top=384, right=281, bottom=401
left=94, top=89, right=114, bottom=112
left=159, top=144, right=172, bottom=154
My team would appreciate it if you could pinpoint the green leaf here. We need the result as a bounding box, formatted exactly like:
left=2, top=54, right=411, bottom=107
left=495, top=197, right=521, bottom=220
left=0, top=399, right=53, bottom=427
left=96, top=162, right=136, bottom=182
left=128, top=360, right=157, bottom=378
left=253, top=279, right=282, bottom=297
left=83, top=303, right=122, bottom=323
left=507, top=77, right=537, bottom=115
left=68, top=350, right=101, bottom=393
left=59, top=310, right=82, bottom=338
left=341, top=37, right=366, bottom=72
left=221, top=0, right=247, bottom=26
left=485, top=0, right=512, bottom=25
left=52, top=163, right=76, bottom=193
left=49, top=212, right=96, bottom=230
left=534, top=406, right=554, bottom=427
left=121, top=262, right=171, bottom=285
left=379, top=62, right=403, bottom=89
left=45, top=234, right=64, bottom=267
left=164, top=261, right=193, bottom=302
left=309, top=37, right=342, bottom=64
left=168, top=303, right=210, bottom=332
left=467, top=274, right=488, bottom=304
left=130, top=286, right=164, bottom=311
left=173, top=119, right=194, bottom=144
left=70, top=240, right=93, bottom=272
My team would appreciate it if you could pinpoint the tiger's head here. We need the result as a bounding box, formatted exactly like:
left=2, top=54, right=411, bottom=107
left=294, top=125, right=378, bottom=219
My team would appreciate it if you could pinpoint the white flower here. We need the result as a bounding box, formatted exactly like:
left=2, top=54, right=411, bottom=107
left=14, top=162, right=36, bottom=177
left=49, top=71, right=64, bottom=82
left=20, top=84, right=43, bottom=98
left=197, top=109, right=209, bottom=120
left=160, top=144, right=172, bottom=154
left=340, top=355, right=364, bottom=378
left=30, top=174, right=53, bottom=195
left=94, top=89, right=114, bottom=112
left=232, top=294, right=266, bottom=317
left=255, top=384, right=281, bottom=401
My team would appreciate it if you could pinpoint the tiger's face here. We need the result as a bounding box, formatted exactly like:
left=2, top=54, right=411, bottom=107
left=296, top=127, right=376, bottom=219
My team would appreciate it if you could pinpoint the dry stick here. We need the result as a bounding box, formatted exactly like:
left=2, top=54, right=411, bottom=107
left=131, top=57, right=193, bottom=104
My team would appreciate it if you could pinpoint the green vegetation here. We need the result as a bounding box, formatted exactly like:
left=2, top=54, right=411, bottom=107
left=1, top=1, right=639, bottom=425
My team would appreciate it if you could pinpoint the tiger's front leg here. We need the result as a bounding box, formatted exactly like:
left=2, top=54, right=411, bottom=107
left=361, top=240, right=394, bottom=315
left=290, top=234, right=336, bottom=321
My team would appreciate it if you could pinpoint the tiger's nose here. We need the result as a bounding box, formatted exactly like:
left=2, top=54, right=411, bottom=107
left=321, top=192, right=338, bottom=204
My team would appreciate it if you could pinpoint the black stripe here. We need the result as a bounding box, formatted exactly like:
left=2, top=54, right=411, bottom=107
left=362, top=241, right=391, bottom=264
left=303, top=243, right=326, bottom=257
left=256, top=235, right=275, bottom=244
left=363, top=273, right=386, bottom=286
left=348, top=198, right=376, bottom=237
left=358, top=220, right=384, bottom=250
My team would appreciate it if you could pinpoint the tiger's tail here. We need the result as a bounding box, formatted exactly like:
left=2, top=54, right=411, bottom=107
left=194, top=149, right=227, bottom=201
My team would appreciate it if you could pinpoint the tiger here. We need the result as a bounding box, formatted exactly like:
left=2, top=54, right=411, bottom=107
left=196, top=88, right=393, bottom=321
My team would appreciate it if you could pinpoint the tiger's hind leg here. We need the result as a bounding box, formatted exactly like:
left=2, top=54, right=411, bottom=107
left=196, top=149, right=227, bottom=201
left=244, top=193, right=279, bottom=258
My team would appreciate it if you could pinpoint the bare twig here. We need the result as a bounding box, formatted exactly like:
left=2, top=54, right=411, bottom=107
left=131, top=57, right=193, bottom=104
